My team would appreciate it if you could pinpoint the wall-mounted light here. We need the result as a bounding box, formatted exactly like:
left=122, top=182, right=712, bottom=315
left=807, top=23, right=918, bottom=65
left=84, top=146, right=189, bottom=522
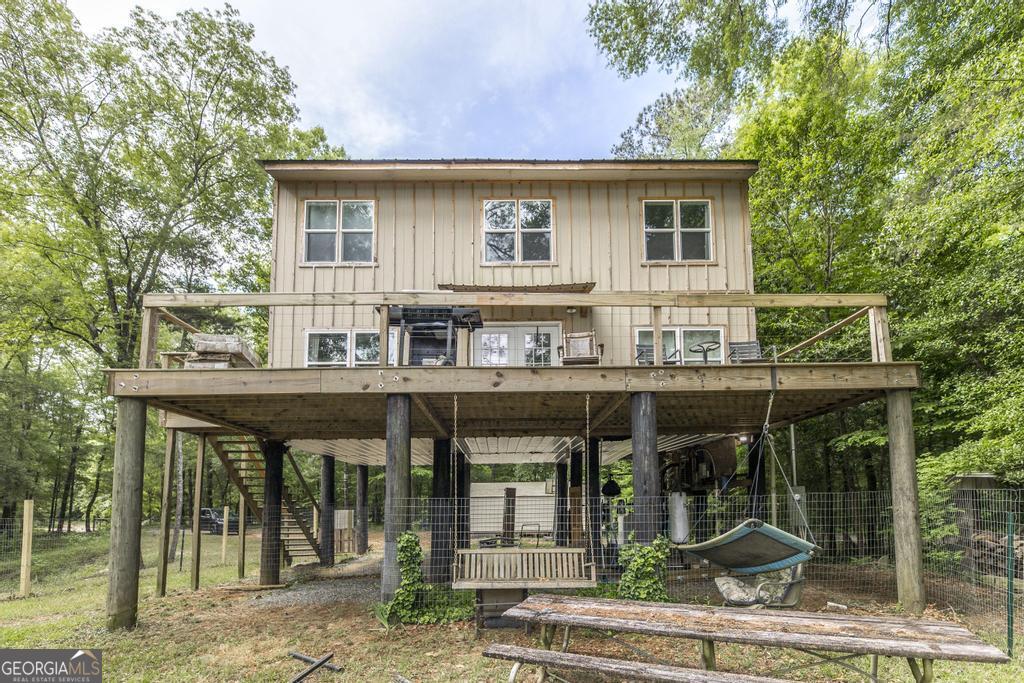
left=566, top=307, right=578, bottom=315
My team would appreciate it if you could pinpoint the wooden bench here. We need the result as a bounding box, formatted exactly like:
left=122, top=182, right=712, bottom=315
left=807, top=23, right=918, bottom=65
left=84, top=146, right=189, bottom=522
left=484, top=644, right=792, bottom=682
left=452, top=548, right=596, bottom=632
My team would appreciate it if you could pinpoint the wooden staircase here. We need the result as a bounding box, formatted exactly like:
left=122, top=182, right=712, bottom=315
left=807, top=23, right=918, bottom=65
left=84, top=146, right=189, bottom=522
left=208, top=435, right=322, bottom=565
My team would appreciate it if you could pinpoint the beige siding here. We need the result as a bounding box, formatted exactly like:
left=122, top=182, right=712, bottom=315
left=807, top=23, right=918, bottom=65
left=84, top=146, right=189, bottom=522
left=269, top=180, right=756, bottom=368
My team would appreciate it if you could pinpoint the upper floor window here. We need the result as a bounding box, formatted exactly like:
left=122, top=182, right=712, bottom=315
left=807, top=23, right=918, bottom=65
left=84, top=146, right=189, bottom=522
left=642, top=200, right=712, bottom=262
left=304, top=199, right=375, bottom=264
left=635, top=327, right=723, bottom=365
left=483, top=199, right=553, bottom=263
left=305, top=329, right=397, bottom=367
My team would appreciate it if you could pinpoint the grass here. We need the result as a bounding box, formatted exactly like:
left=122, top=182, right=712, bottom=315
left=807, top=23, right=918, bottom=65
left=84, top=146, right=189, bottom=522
left=2, top=527, right=1024, bottom=681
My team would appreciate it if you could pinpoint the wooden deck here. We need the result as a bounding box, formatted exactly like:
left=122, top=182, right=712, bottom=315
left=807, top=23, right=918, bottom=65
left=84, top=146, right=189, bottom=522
left=106, top=362, right=919, bottom=440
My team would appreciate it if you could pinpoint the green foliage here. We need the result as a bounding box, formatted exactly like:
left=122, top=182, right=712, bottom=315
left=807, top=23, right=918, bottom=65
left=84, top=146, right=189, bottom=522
left=380, top=532, right=473, bottom=625
left=617, top=535, right=670, bottom=602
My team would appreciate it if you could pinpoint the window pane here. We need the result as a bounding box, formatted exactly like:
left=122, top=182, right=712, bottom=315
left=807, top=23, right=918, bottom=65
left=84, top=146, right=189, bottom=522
left=525, top=332, right=551, bottom=367
left=342, top=232, right=373, bottom=262
left=644, top=202, right=674, bottom=229
left=521, top=231, right=551, bottom=261
left=679, top=202, right=708, bottom=231
left=683, top=329, right=723, bottom=363
left=636, top=330, right=653, bottom=364
left=644, top=231, right=675, bottom=260
left=307, top=333, right=347, bottom=365
left=662, top=330, right=679, bottom=362
left=305, top=232, right=336, bottom=262
left=306, top=202, right=337, bottom=230
left=680, top=231, right=710, bottom=260
left=341, top=201, right=373, bottom=231
left=520, top=200, right=551, bottom=230
left=484, top=200, right=516, bottom=230
left=353, top=332, right=380, bottom=365
left=485, top=232, right=515, bottom=262
left=481, top=333, right=509, bottom=366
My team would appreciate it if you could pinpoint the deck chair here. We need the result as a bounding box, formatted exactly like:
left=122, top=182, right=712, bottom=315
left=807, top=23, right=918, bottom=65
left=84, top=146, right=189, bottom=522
left=728, top=341, right=763, bottom=363
left=676, top=519, right=818, bottom=607
left=557, top=331, right=604, bottom=366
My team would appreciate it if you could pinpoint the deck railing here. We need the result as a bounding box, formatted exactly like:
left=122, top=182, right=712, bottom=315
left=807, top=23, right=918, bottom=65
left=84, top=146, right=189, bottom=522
left=137, top=290, right=893, bottom=370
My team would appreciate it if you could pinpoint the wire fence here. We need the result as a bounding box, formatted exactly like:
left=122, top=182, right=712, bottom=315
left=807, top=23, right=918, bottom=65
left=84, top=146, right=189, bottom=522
left=6, top=489, right=1024, bottom=653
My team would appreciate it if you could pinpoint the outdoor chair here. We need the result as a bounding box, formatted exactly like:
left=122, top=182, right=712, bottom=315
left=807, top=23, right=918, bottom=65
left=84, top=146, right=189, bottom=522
left=557, top=331, right=604, bottom=365
left=729, top=340, right=764, bottom=363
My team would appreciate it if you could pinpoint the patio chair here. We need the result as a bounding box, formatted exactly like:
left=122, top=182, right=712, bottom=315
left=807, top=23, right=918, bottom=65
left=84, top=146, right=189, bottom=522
left=729, top=341, right=764, bottom=363
left=557, top=331, right=604, bottom=366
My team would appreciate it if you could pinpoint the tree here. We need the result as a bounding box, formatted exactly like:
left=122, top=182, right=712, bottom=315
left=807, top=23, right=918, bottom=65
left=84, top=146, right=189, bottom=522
left=613, top=82, right=731, bottom=159
left=0, top=1, right=343, bottom=369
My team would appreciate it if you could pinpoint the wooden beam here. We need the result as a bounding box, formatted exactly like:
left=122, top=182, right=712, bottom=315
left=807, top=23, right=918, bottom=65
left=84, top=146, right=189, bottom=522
left=107, top=397, right=147, bottom=631
left=631, top=393, right=659, bottom=544
left=586, top=394, right=629, bottom=434
left=260, top=441, right=285, bottom=585
left=237, top=493, right=246, bottom=579
left=107, top=364, right=921, bottom=398
left=286, top=450, right=320, bottom=514
left=158, top=308, right=202, bottom=334
left=412, top=395, right=449, bottom=436
left=355, top=464, right=368, bottom=554
left=190, top=436, right=206, bottom=591
left=319, top=455, right=335, bottom=567
left=776, top=307, right=871, bottom=360
left=19, top=499, right=33, bottom=597
left=143, top=290, right=888, bottom=310
left=156, top=429, right=176, bottom=597
left=221, top=504, right=230, bottom=565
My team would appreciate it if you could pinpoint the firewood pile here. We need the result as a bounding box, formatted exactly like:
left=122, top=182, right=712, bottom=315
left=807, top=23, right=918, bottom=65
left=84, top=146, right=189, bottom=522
left=964, top=530, right=1024, bottom=578
left=183, top=334, right=261, bottom=369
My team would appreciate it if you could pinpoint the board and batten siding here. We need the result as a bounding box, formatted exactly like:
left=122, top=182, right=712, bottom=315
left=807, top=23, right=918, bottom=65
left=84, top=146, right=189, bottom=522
left=268, top=179, right=756, bottom=368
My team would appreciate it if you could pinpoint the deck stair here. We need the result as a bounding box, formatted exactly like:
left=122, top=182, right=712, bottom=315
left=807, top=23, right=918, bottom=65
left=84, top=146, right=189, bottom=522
left=208, top=435, right=322, bottom=565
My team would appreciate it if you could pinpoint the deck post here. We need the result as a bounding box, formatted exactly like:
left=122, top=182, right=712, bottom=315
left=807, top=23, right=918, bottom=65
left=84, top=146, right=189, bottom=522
left=355, top=464, right=368, bottom=554
left=260, top=440, right=285, bottom=585
left=382, top=394, right=412, bottom=601
left=747, top=433, right=767, bottom=519
left=569, top=447, right=583, bottom=545
left=586, top=438, right=603, bottom=567
left=455, top=448, right=471, bottom=549
left=190, top=436, right=206, bottom=591
left=631, top=392, right=659, bottom=544
left=156, top=428, right=177, bottom=597
left=106, top=397, right=147, bottom=631
left=429, top=438, right=454, bottom=583
left=319, top=455, right=335, bottom=567
left=554, top=462, right=569, bottom=547
left=887, top=389, right=926, bottom=614
left=237, top=492, right=246, bottom=579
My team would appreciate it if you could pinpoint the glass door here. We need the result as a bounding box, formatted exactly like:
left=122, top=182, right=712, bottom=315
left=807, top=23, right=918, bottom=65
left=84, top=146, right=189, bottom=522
left=472, top=324, right=560, bottom=367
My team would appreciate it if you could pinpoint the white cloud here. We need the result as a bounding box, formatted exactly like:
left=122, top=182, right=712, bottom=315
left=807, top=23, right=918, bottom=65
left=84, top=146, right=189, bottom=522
left=67, top=0, right=677, bottom=158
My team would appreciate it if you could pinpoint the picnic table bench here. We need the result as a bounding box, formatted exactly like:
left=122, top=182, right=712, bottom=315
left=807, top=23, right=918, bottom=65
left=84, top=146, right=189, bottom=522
left=490, top=593, right=1009, bottom=682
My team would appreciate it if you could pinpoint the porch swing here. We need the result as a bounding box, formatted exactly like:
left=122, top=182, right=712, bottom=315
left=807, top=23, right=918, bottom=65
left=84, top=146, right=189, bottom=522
left=450, top=394, right=598, bottom=631
left=673, top=392, right=820, bottom=607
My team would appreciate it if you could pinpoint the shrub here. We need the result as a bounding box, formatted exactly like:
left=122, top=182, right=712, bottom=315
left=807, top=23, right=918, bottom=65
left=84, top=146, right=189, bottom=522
left=378, top=531, right=473, bottom=624
left=618, top=535, right=670, bottom=602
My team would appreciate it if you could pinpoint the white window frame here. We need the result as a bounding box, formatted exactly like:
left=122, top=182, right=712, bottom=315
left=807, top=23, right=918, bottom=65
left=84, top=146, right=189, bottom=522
left=634, top=326, right=725, bottom=365
left=471, top=322, right=562, bottom=367
left=302, top=199, right=377, bottom=265
left=481, top=198, right=555, bottom=264
left=641, top=199, right=714, bottom=262
left=304, top=328, right=397, bottom=367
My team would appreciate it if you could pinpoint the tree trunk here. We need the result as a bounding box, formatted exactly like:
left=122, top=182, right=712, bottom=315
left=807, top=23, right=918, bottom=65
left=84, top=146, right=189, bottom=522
left=56, top=425, right=83, bottom=535
left=169, top=434, right=184, bottom=562
left=85, top=449, right=107, bottom=533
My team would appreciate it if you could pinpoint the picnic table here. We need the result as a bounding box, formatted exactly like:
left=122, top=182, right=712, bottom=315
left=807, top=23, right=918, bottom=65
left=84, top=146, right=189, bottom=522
left=494, top=593, right=1010, bottom=682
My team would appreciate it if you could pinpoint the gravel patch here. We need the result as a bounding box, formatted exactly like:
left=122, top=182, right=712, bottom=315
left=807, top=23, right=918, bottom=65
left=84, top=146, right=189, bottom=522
left=250, top=553, right=384, bottom=608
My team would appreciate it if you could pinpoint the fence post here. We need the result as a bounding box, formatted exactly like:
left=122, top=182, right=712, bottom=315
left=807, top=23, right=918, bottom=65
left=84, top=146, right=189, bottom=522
left=20, top=499, right=34, bottom=597
left=1008, top=511, right=1015, bottom=658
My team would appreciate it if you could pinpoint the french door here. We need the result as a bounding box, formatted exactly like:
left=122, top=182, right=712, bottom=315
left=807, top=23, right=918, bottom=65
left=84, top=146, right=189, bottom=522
left=472, top=323, right=561, bottom=367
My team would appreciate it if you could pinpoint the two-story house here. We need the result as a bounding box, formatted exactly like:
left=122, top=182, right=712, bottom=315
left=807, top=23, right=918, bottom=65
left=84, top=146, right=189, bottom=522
left=104, top=160, right=925, bottom=630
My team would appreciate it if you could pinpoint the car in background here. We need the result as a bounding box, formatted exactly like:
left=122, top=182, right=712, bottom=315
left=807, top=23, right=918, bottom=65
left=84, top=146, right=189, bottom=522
left=199, top=507, right=239, bottom=535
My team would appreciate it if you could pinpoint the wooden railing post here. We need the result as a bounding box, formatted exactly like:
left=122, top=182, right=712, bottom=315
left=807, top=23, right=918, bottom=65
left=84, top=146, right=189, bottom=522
left=138, top=306, right=159, bottom=368
left=652, top=306, right=664, bottom=365
left=869, top=306, right=892, bottom=362
left=379, top=304, right=390, bottom=368
left=19, top=499, right=33, bottom=597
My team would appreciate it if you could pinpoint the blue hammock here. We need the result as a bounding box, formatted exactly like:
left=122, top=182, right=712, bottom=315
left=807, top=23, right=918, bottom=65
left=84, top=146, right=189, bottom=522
left=674, top=519, right=819, bottom=575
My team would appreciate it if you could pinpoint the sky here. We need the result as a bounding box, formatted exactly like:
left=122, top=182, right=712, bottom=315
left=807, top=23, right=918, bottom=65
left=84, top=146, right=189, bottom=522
left=67, top=0, right=679, bottom=159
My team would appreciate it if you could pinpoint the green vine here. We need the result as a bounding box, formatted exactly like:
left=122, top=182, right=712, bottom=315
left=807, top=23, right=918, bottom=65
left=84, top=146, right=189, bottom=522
left=618, top=534, right=671, bottom=602
left=378, top=532, right=473, bottom=624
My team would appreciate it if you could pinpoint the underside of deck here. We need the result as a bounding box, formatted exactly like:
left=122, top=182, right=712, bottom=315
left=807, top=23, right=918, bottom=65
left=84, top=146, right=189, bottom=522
left=108, top=362, right=919, bottom=441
